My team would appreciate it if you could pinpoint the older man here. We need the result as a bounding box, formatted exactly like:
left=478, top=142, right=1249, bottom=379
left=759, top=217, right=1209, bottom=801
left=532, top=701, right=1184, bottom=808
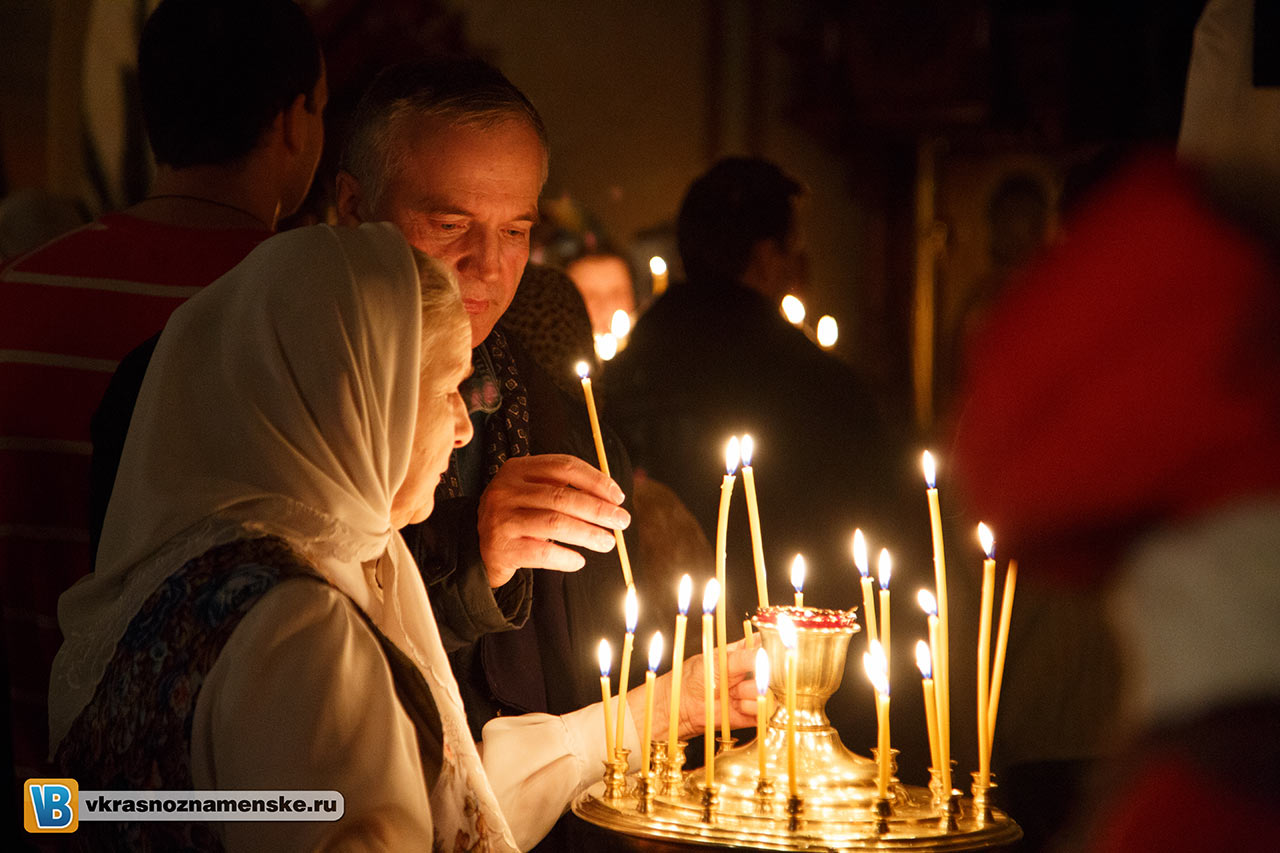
left=335, top=59, right=636, bottom=740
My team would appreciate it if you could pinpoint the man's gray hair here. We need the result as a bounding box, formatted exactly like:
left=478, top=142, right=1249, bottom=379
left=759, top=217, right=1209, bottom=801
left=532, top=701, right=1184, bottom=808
left=343, top=57, right=549, bottom=214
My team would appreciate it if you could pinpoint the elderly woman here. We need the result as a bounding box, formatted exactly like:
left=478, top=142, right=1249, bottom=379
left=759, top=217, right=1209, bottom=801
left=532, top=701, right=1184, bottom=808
left=49, top=224, right=751, bottom=851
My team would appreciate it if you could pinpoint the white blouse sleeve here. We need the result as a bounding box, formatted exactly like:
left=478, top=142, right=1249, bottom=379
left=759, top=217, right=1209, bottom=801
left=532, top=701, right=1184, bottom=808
left=190, top=579, right=433, bottom=852
left=478, top=697, right=643, bottom=851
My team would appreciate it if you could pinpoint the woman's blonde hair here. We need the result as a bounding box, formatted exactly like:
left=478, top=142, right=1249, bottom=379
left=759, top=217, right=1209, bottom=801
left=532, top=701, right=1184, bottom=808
left=409, top=247, right=469, bottom=367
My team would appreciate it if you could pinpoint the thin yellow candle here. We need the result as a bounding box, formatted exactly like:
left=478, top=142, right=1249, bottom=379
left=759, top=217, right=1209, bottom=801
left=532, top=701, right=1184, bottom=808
left=853, top=529, right=879, bottom=649
left=754, top=647, right=770, bottom=781
left=614, top=587, right=639, bottom=756
left=641, top=631, right=664, bottom=773
left=777, top=612, right=799, bottom=797
left=716, top=437, right=740, bottom=743
left=667, top=574, right=692, bottom=762
left=976, top=523, right=996, bottom=787
left=740, top=434, right=770, bottom=608
left=598, top=639, right=614, bottom=760
left=922, top=451, right=951, bottom=788
left=987, top=560, right=1018, bottom=743
left=864, top=643, right=892, bottom=799
left=790, top=553, right=806, bottom=608
left=701, top=579, right=719, bottom=784
left=916, top=640, right=941, bottom=773
left=649, top=255, right=669, bottom=297
left=743, top=618, right=755, bottom=650
left=878, top=548, right=893, bottom=678
left=576, top=361, right=633, bottom=588
left=918, top=588, right=950, bottom=796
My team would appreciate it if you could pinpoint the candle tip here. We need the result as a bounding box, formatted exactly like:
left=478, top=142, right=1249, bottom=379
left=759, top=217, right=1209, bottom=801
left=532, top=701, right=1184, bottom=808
left=852, top=528, right=868, bottom=576
left=878, top=548, right=892, bottom=590
left=593, top=332, right=618, bottom=361
left=917, top=587, right=938, bottom=616
left=780, top=293, right=806, bottom=325
left=702, top=578, right=720, bottom=614
left=610, top=308, right=631, bottom=339
left=677, top=573, right=692, bottom=614
left=754, top=647, right=770, bottom=696
left=790, top=553, right=806, bottom=592
left=816, top=314, right=838, bottom=348
left=725, top=435, right=741, bottom=474
left=575, top=360, right=590, bottom=379
left=776, top=611, right=797, bottom=649
left=624, top=585, right=639, bottom=631
left=922, top=450, right=937, bottom=488
left=740, top=433, right=754, bottom=467
left=863, top=647, right=890, bottom=695
left=978, top=522, right=995, bottom=558
left=597, top=638, right=612, bottom=676
left=649, top=255, right=667, bottom=276
left=915, top=639, right=932, bottom=679
left=647, top=631, right=664, bottom=671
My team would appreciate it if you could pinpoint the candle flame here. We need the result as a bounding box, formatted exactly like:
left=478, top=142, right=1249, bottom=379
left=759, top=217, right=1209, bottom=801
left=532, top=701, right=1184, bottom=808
left=702, top=578, right=720, bottom=614
left=610, top=308, right=631, bottom=339
left=625, top=585, right=639, bottom=632
left=754, top=647, right=771, bottom=696
left=922, top=450, right=937, bottom=488
left=863, top=644, right=890, bottom=696
left=915, top=639, right=932, bottom=679
left=677, top=573, right=692, bottom=614
left=575, top=360, right=590, bottom=379
left=780, top=294, right=806, bottom=325
left=790, top=553, right=806, bottom=593
left=598, top=638, right=612, bottom=677
left=740, top=433, right=754, bottom=467
left=978, top=522, right=995, bottom=559
left=725, top=435, right=741, bottom=475
left=816, top=314, right=838, bottom=348
left=852, top=528, right=869, bottom=577
left=649, top=255, right=667, bottom=276
left=776, top=611, right=798, bottom=649
left=648, top=631, right=664, bottom=671
left=593, top=332, right=618, bottom=361
left=917, top=588, right=938, bottom=616
left=878, top=548, right=892, bottom=590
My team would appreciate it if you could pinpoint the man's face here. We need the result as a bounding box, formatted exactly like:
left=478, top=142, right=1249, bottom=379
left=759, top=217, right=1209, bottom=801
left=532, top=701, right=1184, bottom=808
left=366, top=116, right=545, bottom=346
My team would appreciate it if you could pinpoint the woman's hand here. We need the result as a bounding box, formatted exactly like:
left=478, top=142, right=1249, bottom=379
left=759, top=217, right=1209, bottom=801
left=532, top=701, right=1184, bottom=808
left=627, top=639, right=759, bottom=742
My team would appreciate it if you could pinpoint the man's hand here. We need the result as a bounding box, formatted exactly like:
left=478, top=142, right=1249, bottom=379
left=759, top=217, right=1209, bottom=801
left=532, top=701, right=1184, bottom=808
left=477, top=454, right=630, bottom=587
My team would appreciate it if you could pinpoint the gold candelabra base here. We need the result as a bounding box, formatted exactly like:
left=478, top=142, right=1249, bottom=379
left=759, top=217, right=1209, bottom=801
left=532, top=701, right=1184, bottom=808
left=572, top=608, right=1020, bottom=849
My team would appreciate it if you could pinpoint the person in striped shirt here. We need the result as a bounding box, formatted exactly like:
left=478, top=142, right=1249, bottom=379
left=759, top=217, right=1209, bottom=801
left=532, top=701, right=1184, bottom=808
left=0, top=0, right=325, bottom=793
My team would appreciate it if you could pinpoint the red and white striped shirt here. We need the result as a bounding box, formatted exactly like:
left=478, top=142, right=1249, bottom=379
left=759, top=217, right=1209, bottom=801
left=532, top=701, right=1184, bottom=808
left=0, top=212, right=267, bottom=777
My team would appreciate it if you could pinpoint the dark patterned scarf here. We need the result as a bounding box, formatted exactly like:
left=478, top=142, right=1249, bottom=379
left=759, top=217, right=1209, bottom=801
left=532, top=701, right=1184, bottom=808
left=441, top=327, right=531, bottom=498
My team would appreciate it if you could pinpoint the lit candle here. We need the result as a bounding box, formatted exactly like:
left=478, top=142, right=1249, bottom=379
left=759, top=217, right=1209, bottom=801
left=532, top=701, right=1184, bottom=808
left=755, top=647, right=771, bottom=781
left=610, top=308, right=631, bottom=340
left=641, top=631, right=664, bottom=773
left=864, top=642, right=892, bottom=799
left=743, top=618, right=755, bottom=650
left=921, top=451, right=950, bottom=791
left=615, top=586, right=639, bottom=756
left=716, top=436, right=740, bottom=743
left=780, top=294, right=806, bottom=326
left=701, top=579, right=719, bottom=784
left=576, top=361, right=633, bottom=588
left=853, top=529, right=879, bottom=649
left=976, top=523, right=996, bottom=788
left=777, top=612, right=799, bottom=797
left=594, top=332, right=619, bottom=362
left=790, top=553, right=806, bottom=608
left=987, top=560, right=1018, bottom=746
left=649, top=255, right=668, bottom=297
left=878, top=547, right=892, bottom=678
left=598, top=639, right=614, bottom=760
left=816, top=314, right=838, bottom=348
left=916, top=640, right=941, bottom=774
left=667, top=574, right=692, bottom=762
left=918, top=588, right=949, bottom=796
left=740, top=434, right=770, bottom=609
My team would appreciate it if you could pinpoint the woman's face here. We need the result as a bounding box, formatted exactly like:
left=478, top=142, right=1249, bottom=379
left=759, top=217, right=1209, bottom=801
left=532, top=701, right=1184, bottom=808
left=390, top=315, right=473, bottom=527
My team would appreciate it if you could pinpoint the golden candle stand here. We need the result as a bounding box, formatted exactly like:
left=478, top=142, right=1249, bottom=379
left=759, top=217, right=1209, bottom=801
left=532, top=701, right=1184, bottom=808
left=573, top=607, right=1021, bottom=850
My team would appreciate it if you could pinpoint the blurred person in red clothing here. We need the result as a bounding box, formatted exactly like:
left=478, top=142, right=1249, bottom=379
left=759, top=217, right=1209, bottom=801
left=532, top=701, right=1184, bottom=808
left=0, top=0, right=324, bottom=798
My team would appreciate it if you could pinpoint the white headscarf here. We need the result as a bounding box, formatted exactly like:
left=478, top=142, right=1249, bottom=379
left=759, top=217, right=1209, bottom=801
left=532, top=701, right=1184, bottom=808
left=49, top=223, right=516, bottom=850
